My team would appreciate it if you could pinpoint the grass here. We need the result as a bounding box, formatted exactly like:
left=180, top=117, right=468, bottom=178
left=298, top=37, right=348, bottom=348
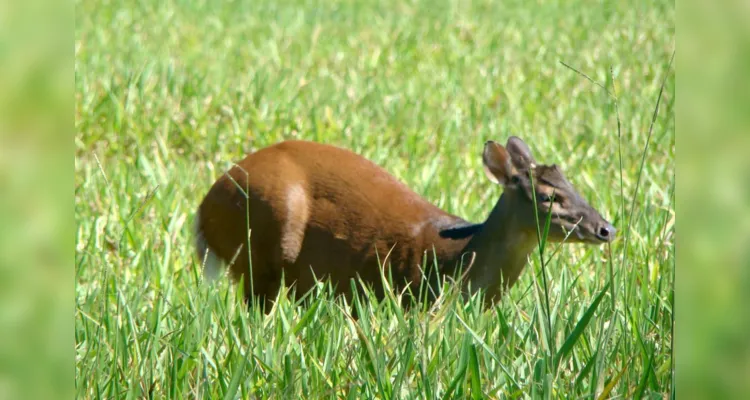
left=75, top=0, right=675, bottom=397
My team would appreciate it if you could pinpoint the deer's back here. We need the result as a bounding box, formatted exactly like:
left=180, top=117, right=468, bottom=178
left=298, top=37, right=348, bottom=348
left=200, top=140, right=469, bottom=297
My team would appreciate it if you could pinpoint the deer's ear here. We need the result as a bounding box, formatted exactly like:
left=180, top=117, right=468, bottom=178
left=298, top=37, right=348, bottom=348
left=506, top=136, right=536, bottom=170
left=482, top=140, right=513, bottom=185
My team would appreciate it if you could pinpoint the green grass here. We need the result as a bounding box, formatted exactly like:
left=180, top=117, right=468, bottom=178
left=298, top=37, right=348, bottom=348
left=75, top=0, right=675, bottom=397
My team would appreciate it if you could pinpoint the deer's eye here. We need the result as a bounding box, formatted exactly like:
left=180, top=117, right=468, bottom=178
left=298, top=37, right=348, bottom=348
left=538, top=193, right=553, bottom=203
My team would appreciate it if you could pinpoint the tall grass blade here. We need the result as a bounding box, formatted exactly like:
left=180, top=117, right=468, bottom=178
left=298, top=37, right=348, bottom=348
left=555, top=282, right=611, bottom=368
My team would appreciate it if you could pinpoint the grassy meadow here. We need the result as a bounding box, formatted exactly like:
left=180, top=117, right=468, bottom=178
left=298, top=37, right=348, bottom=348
left=75, top=0, right=675, bottom=398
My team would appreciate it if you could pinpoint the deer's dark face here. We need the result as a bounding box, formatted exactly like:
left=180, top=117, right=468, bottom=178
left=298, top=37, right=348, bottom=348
left=483, top=137, right=616, bottom=245
left=513, top=163, right=615, bottom=244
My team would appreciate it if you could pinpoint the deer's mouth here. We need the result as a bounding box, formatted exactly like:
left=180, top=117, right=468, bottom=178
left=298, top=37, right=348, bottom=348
left=565, top=224, right=613, bottom=245
left=542, top=216, right=616, bottom=245
left=580, top=231, right=615, bottom=245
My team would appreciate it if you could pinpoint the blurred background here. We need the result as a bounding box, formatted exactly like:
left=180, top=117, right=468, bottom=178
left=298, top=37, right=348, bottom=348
left=0, top=0, right=71, bottom=399
left=679, top=0, right=750, bottom=398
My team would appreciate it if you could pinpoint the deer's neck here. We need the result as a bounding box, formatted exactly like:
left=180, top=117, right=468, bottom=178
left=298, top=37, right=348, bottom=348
left=459, top=194, right=538, bottom=302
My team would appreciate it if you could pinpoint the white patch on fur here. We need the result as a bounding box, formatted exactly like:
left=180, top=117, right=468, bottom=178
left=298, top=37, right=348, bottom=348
left=280, top=184, right=309, bottom=263
left=432, top=215, right=458, bottom=231
left=410, top=221, right=427, bottom=238
left=575, top=229, right=584, bottom=240
left=194, top=209, right=224, bottom=282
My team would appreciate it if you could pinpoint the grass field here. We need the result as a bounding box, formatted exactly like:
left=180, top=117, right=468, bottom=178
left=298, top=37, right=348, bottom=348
left=75, top=0, right=675, bottom=397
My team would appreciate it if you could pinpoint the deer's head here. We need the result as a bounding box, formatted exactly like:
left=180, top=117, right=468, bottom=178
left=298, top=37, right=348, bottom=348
left=482, top=136, right=616, bottom=244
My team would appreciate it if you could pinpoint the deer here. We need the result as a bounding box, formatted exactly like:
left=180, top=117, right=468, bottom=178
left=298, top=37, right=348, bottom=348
left=193, top=137, right=616, bottom=311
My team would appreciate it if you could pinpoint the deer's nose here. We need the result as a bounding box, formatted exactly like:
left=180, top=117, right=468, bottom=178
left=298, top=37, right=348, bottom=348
left=596, top=223, right=616, bottom=242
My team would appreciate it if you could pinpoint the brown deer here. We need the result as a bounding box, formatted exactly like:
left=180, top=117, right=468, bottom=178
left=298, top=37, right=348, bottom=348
left=193, top=137, right=615, bottom=310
